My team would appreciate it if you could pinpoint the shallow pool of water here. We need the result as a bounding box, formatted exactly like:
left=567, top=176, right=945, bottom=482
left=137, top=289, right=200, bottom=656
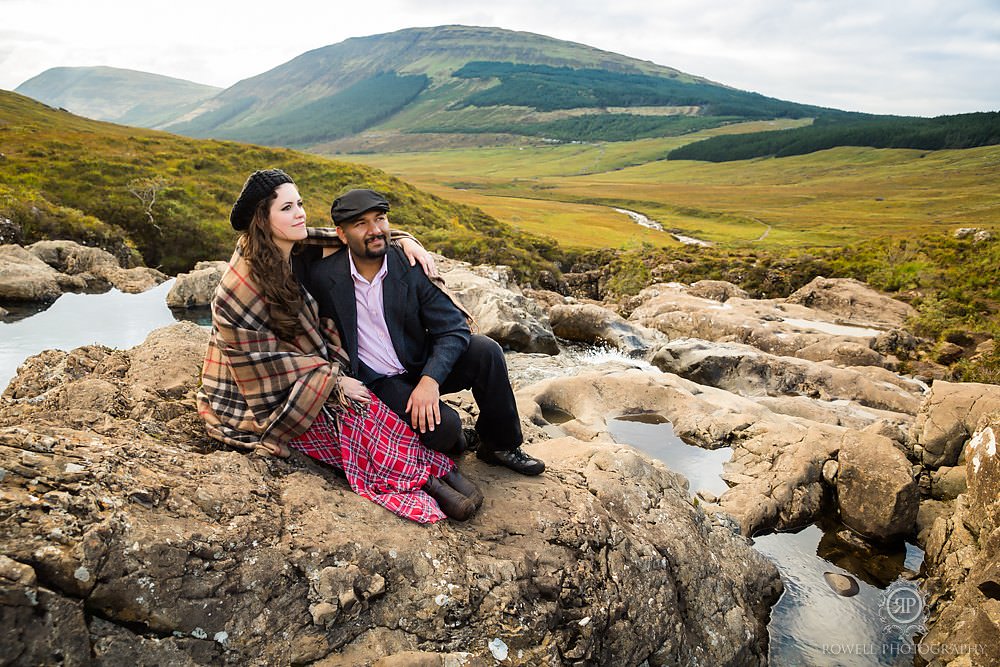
left=0, top=281, right=208, bottom=391
left=606, top=416, right=924, bottom=666
left=781, top=317, right=884, bottom=338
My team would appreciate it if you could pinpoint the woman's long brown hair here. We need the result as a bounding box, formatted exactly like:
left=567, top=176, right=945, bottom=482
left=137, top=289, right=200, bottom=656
left=239, top=192, right=305, bottom=341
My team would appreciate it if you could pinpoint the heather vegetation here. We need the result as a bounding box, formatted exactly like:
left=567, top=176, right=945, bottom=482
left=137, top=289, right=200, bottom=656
left=0, top=91, right=558, bottom=278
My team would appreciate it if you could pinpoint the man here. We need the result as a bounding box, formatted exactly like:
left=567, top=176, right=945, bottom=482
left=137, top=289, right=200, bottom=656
left=302, top=188, right=544, bottom=476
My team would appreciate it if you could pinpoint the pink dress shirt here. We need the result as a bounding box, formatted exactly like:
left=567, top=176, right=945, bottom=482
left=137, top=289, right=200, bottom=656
left=348, top=252, right=407, bottom=377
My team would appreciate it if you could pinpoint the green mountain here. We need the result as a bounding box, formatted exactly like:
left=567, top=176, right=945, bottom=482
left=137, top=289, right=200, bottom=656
left=14, top=66, right=221, bottom=128
left=156, top=25, right=850, bottom=150
left=0, top=90, right=560, bottom=277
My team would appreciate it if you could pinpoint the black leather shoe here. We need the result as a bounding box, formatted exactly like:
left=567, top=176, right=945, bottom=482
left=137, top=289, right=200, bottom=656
left=423, top=476, right=476, bottom=520
left=443, top=469, right=484, bottom=509
left=477, top=447, right=545, bottom=476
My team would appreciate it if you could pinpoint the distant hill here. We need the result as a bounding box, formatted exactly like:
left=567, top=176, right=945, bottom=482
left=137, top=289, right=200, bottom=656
left=15, top=66, right=221, bottom=128
left=0, top=90, right=560, bottom=277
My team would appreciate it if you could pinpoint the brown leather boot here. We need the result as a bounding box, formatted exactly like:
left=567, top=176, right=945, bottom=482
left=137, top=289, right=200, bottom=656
left=443, top=469, right=484, bottom=510
left=424, top=476, right=476, bottom=521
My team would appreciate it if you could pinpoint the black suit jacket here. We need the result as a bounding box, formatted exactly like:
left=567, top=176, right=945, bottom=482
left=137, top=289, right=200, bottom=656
left=299, top=246, right=471, bottom=386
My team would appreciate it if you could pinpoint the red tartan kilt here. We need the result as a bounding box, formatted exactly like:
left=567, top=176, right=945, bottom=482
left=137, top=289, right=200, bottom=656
left=290, top=392, right=454, bottom=523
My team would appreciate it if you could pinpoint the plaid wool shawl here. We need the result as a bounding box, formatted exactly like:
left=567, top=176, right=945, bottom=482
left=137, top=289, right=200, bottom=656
left=196, top=245, right=352, bottom=457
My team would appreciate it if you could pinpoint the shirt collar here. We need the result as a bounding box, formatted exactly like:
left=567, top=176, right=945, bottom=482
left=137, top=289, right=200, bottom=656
left=347, top=251, right=388, bottom=285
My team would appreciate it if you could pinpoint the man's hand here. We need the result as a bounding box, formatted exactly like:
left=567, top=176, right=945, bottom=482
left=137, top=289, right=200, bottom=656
left=399, top=237, right=439, bottom=278
left=406, top=375, right=441, bottom=433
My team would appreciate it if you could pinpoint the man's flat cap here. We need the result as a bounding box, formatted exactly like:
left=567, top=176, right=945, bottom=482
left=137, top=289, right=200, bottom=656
left=330, top=189, right=390, bottom=224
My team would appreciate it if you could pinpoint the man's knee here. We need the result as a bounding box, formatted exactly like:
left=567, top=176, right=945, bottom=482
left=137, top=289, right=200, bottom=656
left=418, top=405, right=463, bottom=454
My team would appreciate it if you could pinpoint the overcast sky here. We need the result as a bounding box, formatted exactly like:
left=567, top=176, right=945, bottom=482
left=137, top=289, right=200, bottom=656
left=2, top=0, right=998, bottom=117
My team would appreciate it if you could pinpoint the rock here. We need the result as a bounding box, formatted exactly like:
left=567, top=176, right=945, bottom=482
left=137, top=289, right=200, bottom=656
left=930, top=466, right=967, bottom=501
left=785, top=277, right=917, bottom=329
left=0, top=324, right=780, bottom=665
left=795, top=338, right=888, bottom=368
left=29, top=240, right=166, bottom=294
left=685, top=280, right=748, bottom=302
left=441, top=261, right=558, bottom=355
left=822, top=459, right=840, bottom=485
left=822, top=571, right=860, bottom=597
left=0, top=244, right=63, bottom=301
left=910, top=380, right=1000, bottom=468
left=548, top=303, right=656, bottom=356
left=166, top=261, right=227, bottom=308
left=919, top=420, right=1000, bottom=664
left=836, top=431, right=918, bottom=540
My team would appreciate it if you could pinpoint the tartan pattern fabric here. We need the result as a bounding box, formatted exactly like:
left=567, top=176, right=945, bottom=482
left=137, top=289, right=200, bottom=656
left=197, top=246, right=353, bottom=456
left=290, top=398, right=454, bottom=523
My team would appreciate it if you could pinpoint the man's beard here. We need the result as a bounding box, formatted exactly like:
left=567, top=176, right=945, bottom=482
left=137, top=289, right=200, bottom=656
left=363, top=234, right=388, bottom=259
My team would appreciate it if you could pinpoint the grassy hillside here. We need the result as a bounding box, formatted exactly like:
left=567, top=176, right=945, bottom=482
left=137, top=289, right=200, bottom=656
left=0, top=91, right=559, bottom=278
left=14, top=66, right=220, bottom=128
left=158, top=25, right=837, bottom=149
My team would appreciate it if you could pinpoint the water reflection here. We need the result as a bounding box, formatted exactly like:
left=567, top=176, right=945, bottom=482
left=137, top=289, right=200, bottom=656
left=607, top=415, right=732, bottom=498
left=0, top=280, right=209, bottom=391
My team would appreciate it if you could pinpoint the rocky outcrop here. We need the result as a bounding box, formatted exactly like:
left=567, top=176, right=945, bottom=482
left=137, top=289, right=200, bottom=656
left=439, top=260, right=558, bottom=355
left=0, top=244, right=67, bottom=301
left=920, top=418, right=1000, bottom=665
left=548, top=302, right=659, bottom=356
left=649, top=338, right=923, bottom=415
left=628, top=282, right=907, bottom=369
left=0, top=241, right=165, bottom=302
left=513, top=364, right=919, bottom=539
left=785, top=276, right=917, bottom=329
left=166, top=260, right=227, bottom=308
left=910, top=381, right=1000, bottom=468
left=0, top=324, right=780, bottom=666
left=28, top=240, right=166, bottom=294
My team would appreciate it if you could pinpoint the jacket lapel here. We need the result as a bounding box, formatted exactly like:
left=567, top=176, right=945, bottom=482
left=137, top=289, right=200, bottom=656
left=382, top=250, right=408, bottom=363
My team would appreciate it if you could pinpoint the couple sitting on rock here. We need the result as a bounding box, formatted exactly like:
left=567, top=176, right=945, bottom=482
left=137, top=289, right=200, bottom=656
left=197, top=169, right=544, bottom=523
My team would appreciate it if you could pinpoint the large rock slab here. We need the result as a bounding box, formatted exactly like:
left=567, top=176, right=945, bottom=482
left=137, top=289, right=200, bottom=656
left=627, top=282, right=914, bottom=369
left=649, top=338, right=923, bottom=415
left=785, top=276, right=918, bottom=328
left=0, top=324, right=779, bottom=666
left=910, top=380, right=1000, bottom=468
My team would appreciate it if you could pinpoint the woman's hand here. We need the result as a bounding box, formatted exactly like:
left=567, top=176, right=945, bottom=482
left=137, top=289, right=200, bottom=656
left=338, top=375, right=371, bottom=403
left=399, top=237, right=438, bottom=278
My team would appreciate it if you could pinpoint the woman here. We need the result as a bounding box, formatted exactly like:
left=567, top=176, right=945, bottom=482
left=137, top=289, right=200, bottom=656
left=197, top=169, right=483, bottom=522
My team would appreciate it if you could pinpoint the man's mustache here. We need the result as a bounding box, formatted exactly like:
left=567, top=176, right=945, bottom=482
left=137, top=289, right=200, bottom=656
left=364, top=234, right=387, bottom=244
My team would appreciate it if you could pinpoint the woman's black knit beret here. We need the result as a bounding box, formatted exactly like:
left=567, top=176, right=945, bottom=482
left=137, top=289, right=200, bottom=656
left=230, top=169, right=294, bottom=231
